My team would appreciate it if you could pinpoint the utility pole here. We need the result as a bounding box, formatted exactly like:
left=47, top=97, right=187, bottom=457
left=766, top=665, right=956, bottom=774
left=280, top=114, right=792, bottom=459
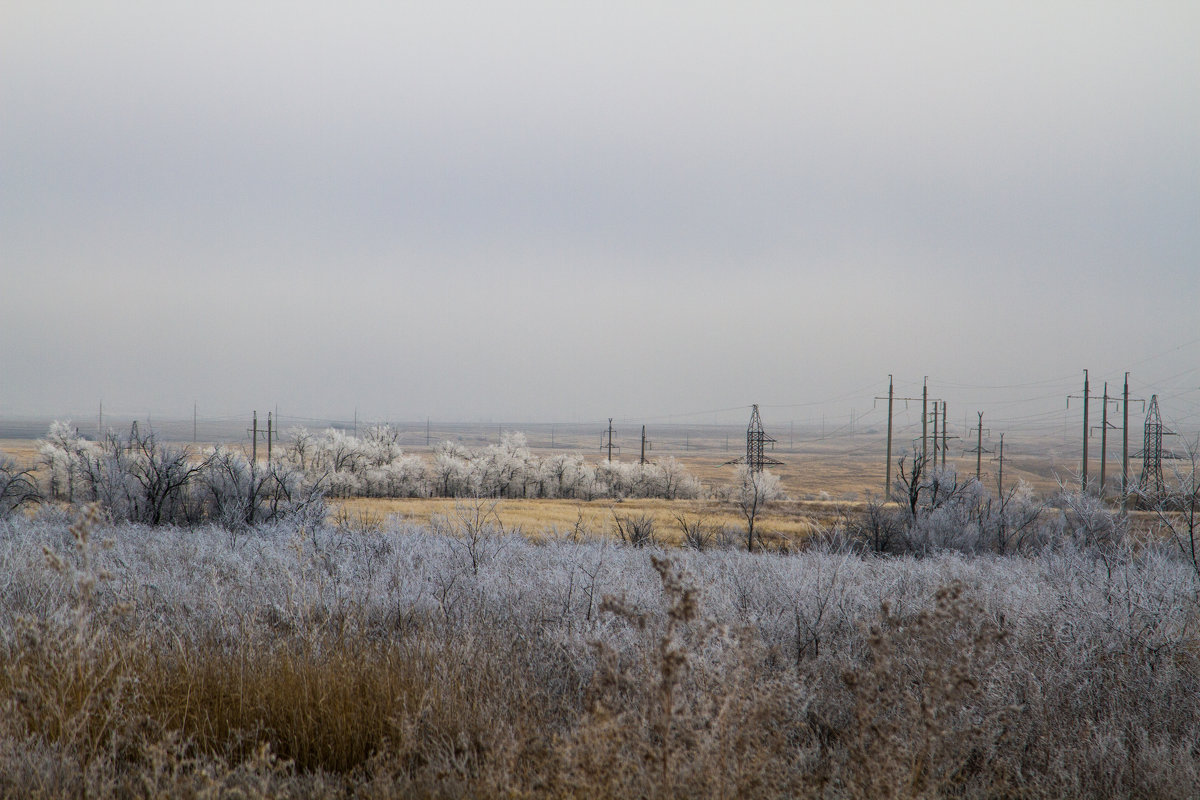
left=248, top=410, right=276, bottom=465
left=976, top=412, right=984, bottom=480
left=1100, top=383, right=1110, bottom=497
left=940, top=400, right=948, bottom=471
left=916, top=380, right=944, bottom=466
left=963, top=412, right=992, bottom=481
left=1082, top=371, right=1089, bottom=492
left=1119, top=374, right=1144, bottom=510
left=996, top=433, right=1005, bottom=495
left=193, top=402, right=197, bottom=443
left=640, top=425, right=652, bottom=465
left=601, top=418, right=618, bottom=462
left=1091, top=383, right=1119, bottom=499
left=1122, top=374, right=1129, bottom=503
left=426, top=417, right=431, bottom=447
left=98, top=400, right=103, bottom=437
left=875, top=375, right=926, bottom=501
left=1067, top=370, right=1093, bottom=493
left=922, top=377, right=928, bottom=462
left=884, top=376, right=894, bottom=499
left=931, top=400, right=940, bottom=469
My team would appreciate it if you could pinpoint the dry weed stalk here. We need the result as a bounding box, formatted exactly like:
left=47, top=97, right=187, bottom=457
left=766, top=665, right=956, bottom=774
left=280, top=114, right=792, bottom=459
left=840, top=580, right=1010, bottom=798
left=569, top=555, right=699, bottom=797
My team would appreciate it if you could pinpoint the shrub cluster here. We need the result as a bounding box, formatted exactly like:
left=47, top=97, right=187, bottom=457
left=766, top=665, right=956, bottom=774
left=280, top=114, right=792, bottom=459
left=35, top=421, right=325, bottom=528
left=831, top=453, right=1144, bottom=558
left=31, top=422, right=703, bottom=525
left=285, top=425, right=702, bottom=500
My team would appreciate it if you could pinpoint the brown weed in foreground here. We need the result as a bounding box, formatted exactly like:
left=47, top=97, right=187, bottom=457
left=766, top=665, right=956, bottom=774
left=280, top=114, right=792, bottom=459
left=1, top=508, right=1199, bottom=798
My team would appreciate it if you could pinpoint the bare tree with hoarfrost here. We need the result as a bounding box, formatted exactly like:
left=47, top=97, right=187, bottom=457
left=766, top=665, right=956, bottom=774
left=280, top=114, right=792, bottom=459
left=1144, top=435, right=1200, bottom=580
left=431, top=441, right=474, bottom=497
left=284, top=426, right=316, bottom=471
left=0, top=453, right=39, bottom=516
left=734, top=465, right=782, bottom=552
left=37, top=420, right=94, bottom=502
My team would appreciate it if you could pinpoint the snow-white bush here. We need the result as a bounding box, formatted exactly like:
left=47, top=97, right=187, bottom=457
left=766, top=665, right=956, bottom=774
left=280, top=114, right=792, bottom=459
left=35, top=422, right=325, bottom=528
left=277, top=425, right=701, bottom=501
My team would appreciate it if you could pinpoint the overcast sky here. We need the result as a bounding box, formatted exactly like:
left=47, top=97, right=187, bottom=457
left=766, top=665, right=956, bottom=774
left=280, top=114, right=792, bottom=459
left=2, top=2, right=1198, bottom=433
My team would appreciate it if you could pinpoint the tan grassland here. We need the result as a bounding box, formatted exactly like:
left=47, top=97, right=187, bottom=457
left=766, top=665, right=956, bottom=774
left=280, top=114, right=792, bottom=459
left=332, top=496, right=832, bottom=546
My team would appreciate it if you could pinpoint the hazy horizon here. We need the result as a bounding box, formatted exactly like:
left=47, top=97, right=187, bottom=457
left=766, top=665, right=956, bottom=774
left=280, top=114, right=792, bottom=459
left=3, top=3, right=1198, bottom=436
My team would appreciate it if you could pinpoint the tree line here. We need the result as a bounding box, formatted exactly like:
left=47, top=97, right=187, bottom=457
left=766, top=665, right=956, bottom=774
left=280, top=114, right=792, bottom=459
left=23, top=422, right=704, bottom=528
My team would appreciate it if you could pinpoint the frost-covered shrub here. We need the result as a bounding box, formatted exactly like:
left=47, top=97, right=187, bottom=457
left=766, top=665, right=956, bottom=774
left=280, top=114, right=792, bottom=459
left=279, top=426, right=701, bottom=501
left=35, top=422, right=325, bottom=528
left=361, top=457, right=429, bottom=498
left=2, top=515, right=1199, bottom=796
left=874, top=455, right=1094, bottom=557
left=37, top=420, right=93, bottom=502
left=198, top=446, right=327, bottom=530
left=1048, top=488, right=1124, bottom=553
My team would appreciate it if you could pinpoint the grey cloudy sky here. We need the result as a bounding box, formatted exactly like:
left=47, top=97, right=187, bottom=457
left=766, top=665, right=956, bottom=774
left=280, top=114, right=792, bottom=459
left=3, top=2, right=1198, bottom=432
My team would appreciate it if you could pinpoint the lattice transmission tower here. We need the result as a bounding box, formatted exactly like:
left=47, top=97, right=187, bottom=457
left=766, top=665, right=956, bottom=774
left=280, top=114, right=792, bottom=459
left=725, top=404, right=783, bottom=473
left=1138, top=394, right=1176, bottom=496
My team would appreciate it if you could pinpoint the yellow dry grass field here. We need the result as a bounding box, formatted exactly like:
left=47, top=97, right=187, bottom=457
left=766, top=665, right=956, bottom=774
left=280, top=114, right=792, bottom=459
left=332, top=496, right=832, bottom=547
left=0, top=440, right=40, bottom=468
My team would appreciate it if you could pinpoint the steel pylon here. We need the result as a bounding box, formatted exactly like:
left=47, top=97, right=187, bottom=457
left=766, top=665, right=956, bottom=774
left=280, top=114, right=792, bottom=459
left=725, top=404, right=784, bottom=473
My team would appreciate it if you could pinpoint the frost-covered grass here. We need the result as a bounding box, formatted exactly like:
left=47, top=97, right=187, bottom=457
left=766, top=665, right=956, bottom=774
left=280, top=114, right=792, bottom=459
left=2, top=508, right=1199, bottom=798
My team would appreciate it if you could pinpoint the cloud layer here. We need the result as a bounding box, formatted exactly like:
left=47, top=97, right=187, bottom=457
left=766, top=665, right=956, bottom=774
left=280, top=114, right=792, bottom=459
left=3, top=2, right=1197, bottom=426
